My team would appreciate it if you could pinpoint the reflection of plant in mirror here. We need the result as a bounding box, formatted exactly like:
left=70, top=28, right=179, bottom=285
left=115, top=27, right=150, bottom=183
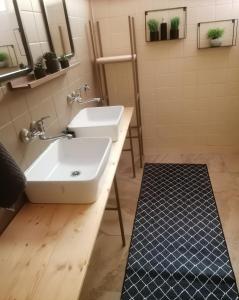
left=0, top=52, right=8, bottom=61
left=147, top=19, right=159, bottom=32
left=207, top=28, right=224, bottom=39
left=171, top=17, right=180, bottom=30
left=19, top=63, right=26, bottom=69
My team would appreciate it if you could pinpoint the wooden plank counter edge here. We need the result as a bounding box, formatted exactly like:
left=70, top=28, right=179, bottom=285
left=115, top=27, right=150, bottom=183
left=0, top=107, right=134, bottom=300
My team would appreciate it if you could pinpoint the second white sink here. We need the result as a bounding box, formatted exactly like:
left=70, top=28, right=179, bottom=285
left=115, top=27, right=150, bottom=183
left=68, top=105, right=124, bottom=141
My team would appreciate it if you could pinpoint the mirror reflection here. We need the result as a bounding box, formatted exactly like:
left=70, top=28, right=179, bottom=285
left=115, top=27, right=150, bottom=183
left=41, top=0, right=74, bottom=57
left=0, top=0, right=30, bottom=79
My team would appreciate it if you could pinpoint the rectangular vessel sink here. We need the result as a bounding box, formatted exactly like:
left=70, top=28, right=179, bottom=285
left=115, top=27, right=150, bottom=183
left=25, top=137, right=112, bottom=204
left=68, top=105, right=124, bottom=142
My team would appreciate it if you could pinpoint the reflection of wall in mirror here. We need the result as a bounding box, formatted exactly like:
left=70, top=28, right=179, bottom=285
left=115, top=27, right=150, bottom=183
left=0, top=0, right=27, bottom=72
left=44, top=0, right=71, bottom=56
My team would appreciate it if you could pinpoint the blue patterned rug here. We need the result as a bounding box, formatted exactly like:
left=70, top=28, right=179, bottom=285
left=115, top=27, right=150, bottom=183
left=121, top=164, right=239, bottom=299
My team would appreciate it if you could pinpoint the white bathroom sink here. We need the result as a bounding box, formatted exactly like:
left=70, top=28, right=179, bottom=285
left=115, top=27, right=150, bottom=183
left=25, top=137, right=112, bottom=204
left=68, top=105, right=124, bottom=141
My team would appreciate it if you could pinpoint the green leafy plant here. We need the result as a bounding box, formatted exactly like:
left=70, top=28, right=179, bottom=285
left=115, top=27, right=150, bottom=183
left=43, top=51, right=60, bottom=73
left=59, top=54, right=70, bottom=69
left=59, top=54, right=68, bottom=62
left=147, top=19, right=159, bottom=32
left=207, top=28, right=224, bottom=39
left=43, top=52, right=57, bottom=61
left=0, top=52, right=8, bottom=62
left=171, top=17, right=180, bottom=30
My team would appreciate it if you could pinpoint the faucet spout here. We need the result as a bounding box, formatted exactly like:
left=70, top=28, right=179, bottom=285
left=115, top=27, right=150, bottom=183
left=39, top=133, right=73, bottom=141
left=77, top=97, right=101, bottom=105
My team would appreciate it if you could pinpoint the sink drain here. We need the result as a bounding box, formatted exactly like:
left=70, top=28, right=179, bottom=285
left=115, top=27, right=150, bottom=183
left=71, top=170, right=81, bottom=177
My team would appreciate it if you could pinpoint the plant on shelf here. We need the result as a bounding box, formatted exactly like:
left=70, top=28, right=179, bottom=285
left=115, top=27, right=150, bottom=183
left=170, top=16, right=180, bottom=39
left=0, top=52, right=8, bottom=68
left=34, top=57, right=47, bottom=80
left=19, top=63, right=26, bottom=69
left=207, top=28, right=224, bottom=47
left=43, top=51, right=60, bottom=74
left=59, top=54, right=70, bottom=69
left=147, top=19, right=159, bottom=41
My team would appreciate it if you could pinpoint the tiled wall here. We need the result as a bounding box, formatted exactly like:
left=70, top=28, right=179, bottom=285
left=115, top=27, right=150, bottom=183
left=91, top=0, right=239, bottom=154
left=0, top=0, right=97, bottom=172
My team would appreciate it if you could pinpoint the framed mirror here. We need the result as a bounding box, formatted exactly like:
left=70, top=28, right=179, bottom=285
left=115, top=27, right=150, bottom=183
left=40, top=0, right=74, bottom=57
left=0, top=0, right=32, bottom=82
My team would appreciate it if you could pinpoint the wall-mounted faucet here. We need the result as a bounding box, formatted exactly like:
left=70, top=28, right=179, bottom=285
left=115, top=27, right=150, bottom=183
left=67, top=83, right=101, bottom=105
left=20, top=116, right=72, bottom=144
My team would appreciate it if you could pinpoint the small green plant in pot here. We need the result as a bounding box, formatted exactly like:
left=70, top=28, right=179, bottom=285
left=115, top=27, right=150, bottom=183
left=0, top=52, right=8, bottom=68
left=170, top=17, right=180, bottom=39
left=34, top=57, right=47, bottom=79
left=207, top=28, right=224, bottom=47
left=43, top=52, right=60, bottom=74
left=147, top=19, right=159, bottom=41
left=59, top=54, right=70, bottom=69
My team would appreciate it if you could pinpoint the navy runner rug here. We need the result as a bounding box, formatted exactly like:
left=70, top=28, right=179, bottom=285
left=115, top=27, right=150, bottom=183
left=121, top=164, right=239, bottom=300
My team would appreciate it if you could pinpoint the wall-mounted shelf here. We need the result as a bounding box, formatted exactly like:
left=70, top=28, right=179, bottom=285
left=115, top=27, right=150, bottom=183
left=145, top=7, right=187, bottom=42
left=9, top=62, right=80, bottom=90
left=197, top=19, right=238, bottom=49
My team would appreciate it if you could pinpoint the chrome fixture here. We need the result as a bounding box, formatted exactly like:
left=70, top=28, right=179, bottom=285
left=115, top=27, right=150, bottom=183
left=67, top=83, right=101, bottom=105
left=20, top=116, right=73, bottom=144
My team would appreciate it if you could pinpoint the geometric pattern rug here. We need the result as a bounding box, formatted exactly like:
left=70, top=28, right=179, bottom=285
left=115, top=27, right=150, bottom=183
left=121, top=164, right=239, bottom=299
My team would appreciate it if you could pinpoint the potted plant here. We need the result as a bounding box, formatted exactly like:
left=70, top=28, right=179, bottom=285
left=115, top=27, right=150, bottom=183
left=207, top=28, right=224, bottom=47
left=59, top=54, right=70, bottom=69
left=34, top=57, right=47, bottom=79
left=19, top=63, right=26, bottom=69
left=43, top=52, right=60, bottom=73
left=170, top=17, right=180, bottom=39
left=147, top=19, right=159, bottom=41
left=0, top=52, right=8, bottom=68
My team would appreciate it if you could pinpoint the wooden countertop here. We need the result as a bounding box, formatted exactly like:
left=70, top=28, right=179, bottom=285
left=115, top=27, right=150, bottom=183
left=0, top=107, right=133, bottom=300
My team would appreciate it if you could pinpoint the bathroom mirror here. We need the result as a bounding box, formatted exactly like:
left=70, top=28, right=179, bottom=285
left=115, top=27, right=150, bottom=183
left=0, top=0, right=32, bottom=82
left=40, top=0, right=74, bottom=57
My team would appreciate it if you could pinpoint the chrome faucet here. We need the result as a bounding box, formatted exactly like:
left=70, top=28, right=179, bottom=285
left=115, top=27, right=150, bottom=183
left=67, top=84, right=101, bottom=105
left=20, top=116, right=73, bottom=144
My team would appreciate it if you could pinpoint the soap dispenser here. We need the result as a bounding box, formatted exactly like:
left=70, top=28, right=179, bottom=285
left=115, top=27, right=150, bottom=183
left=160, top=18, right=167, bottom=40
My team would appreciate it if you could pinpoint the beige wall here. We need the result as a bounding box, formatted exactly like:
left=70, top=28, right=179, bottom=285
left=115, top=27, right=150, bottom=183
left=91, top=0, right=239, bottom=154
left=0, top=0, right=97, bottom=172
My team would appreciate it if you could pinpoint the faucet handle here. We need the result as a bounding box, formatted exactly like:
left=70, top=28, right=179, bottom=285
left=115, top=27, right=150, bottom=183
left=34, top=116, right=50, bottom=132
left=83, top=84, right=90, bottom=91
left=76, top=84, right=90, bottom=94
left=38, top=116, right=50, bottom=123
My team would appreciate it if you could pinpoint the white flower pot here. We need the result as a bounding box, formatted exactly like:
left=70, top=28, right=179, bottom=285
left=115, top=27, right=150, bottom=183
left=210, top=38, right=222, bottom=47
